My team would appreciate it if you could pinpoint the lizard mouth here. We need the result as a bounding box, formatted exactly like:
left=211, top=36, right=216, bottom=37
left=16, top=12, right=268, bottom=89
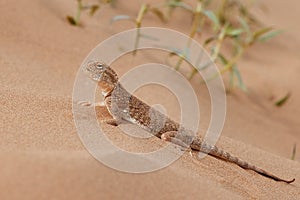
left=90, top=73, right=102, bottom=82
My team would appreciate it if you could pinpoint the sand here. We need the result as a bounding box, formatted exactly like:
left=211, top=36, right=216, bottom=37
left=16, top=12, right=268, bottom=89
left=1, top=0, right=300, bottom=199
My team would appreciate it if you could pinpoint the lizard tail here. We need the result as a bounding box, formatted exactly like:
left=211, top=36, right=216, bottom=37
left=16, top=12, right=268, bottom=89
left=190, top=139, right=295, bottom=184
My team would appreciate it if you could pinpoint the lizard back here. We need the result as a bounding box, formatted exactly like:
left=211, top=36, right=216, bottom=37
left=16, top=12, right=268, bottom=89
left=105, top=83, right=180, bottom=137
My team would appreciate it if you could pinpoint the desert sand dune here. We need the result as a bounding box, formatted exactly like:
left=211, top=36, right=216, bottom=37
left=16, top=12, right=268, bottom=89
left=0, top=0, right=299, bottom=199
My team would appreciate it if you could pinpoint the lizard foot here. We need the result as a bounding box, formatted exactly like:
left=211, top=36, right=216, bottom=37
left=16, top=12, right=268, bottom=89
left=101, top=119, right=119, bottom=126
left=77, top=101, right=105, bottom=107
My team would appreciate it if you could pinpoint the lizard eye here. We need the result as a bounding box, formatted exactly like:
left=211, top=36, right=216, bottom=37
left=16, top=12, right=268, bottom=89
left=96, top=64, right=103, bottom=69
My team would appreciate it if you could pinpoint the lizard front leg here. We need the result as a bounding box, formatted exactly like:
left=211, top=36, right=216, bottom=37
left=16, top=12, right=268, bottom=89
left=77, top=101, right=121, bottom=126
left=101, top=118, right=129, bottom=126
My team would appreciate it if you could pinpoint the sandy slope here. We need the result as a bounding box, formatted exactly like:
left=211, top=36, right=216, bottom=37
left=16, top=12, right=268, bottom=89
left=0, top=0, right=299, bottom=199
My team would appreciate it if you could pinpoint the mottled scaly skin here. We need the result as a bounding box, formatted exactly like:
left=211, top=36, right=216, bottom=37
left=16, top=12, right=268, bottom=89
left=106, top=83, right=180, bottom=137
left=84, top=61, right=295, bottom=184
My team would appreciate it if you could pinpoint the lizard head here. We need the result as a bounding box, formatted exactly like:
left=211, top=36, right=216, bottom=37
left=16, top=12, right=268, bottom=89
left=84, top=61, right=119, bottom=96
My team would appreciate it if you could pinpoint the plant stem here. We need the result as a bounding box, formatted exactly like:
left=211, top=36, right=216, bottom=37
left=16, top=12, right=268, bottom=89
left=188, top=24, right=227, bottom=79
left=221, top=47, right=243, bottom=74
left=75, top=0, right=83, bottom=25
left=175, top=2, right=202, bottom=71
left=133, top=4, right=149, bottom=55
left=217, top=0, right=227, bottom=23
left=211, top=24, right=227, bottom=60
left=291, top=143, right=297, bottom=160
left=206, top=47, right=244, bottom=82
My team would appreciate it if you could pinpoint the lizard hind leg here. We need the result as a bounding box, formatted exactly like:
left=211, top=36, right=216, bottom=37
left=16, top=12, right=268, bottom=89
left=101, top=118, right=127, bottom=126
left=161, top=131, right=190, bottom=150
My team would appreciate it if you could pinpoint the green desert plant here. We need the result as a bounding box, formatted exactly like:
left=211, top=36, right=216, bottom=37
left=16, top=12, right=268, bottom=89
left=66, top=0, right=115, bottom=26
left=275, top=93, right=291, bottom=107
left=291, top=143, right=297, bottom=160
left=68, top=0, right=282, bottom=92
left=164, top=0, right=282, bottom=91
left=111, top=0, right=282, bottom=91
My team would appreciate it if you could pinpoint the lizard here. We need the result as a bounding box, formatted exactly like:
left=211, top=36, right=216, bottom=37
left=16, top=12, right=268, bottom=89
left=83, top=61, right=295, bottom=184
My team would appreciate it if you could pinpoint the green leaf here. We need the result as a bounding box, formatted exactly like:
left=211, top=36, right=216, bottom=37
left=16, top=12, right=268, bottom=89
left=66, top=16, right=77, bottom=25
left=238, top=17, right=250, bottom=34
left=203, top=10, right=220, bottom=30
left=89, top=5, right=100, bottom=16
left=151, top=8, right=167, bottom=23
left=203, top=0, right=212, bottom=7
left=291, top=143, right=297, bottom=160
left=253, top=27, right=273, bottom=41
left=239, top=4, right=248, bottom=17
left=167, top=0, right=193, bottom=12
left=218, top=53, right=229, bottom=65
left=232, top=39, right=243, bottom=56
left=275, top=93, right=291, bottom=107
left=204, top=36, right=216, bottom=46
left=105, top=0, right=117, bottom=7
left=233, top=65, right=247, bottom=91
left=111, top=15, right=134, bottom=24
left=226, top=28, right=244, bottom=37
left=154, top=45, right=189, bottom=59
left=258, top=30, right=284, bottom=42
